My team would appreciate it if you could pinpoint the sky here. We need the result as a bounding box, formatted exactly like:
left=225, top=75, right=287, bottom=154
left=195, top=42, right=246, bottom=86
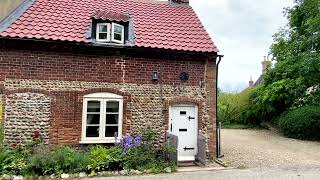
left=189, top=0, right=294, bottom=92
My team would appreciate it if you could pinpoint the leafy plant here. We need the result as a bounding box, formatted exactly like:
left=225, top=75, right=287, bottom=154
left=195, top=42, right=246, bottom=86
left=278, top=106, right=320, bottom=140
left=218, top=87, right=259, bottom=126
left=1, top=146, right=28, bottom=175
left=87, top=145, right=124, bottom=173
left=244, top=0, right=320, bottom=126
left=27, top=145, right=88, bottom=175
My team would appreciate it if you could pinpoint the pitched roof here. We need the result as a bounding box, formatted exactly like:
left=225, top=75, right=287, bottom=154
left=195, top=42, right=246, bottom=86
left=0, top=0, right=219, bottom=53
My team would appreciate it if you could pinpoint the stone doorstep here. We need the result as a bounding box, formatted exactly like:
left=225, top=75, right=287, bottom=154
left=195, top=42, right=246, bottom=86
left=177, top=166, right=233, bottom=173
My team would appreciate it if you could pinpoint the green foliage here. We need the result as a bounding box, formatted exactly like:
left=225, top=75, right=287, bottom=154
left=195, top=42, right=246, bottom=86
left=123, top=129, right=157, bottom=170
left=278, top=106, right=320, bottom=140
left=0, top=129, right=176, bottom=177
left=218, top=87, right=258, bottom=126
left=240, top=0, right=320, bottom=128
left=0, top=125, right=3, bottom=149
left=87, top=146, right=124, bottom=172
left=27, top=146, right=88, bottom=175
left=1, top=146, right=28, bottom=175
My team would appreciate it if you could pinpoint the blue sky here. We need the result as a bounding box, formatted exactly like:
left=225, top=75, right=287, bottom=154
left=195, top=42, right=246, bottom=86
left=189, top=0, right=294, bottom=92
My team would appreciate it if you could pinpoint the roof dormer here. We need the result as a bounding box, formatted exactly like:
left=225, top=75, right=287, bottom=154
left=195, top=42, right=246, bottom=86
left=91, top=10, right=130, bottom=45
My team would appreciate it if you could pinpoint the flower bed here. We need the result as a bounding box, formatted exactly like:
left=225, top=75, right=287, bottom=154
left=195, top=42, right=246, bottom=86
left=0, top=129, right=176, bottom=179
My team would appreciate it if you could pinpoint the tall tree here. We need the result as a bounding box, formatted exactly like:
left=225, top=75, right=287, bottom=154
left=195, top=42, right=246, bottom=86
left=248, top=0, right=320, bottom=122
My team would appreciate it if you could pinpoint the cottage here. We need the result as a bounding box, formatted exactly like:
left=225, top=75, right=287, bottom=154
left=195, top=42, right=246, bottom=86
left=0, top=0, right=222, bottom=162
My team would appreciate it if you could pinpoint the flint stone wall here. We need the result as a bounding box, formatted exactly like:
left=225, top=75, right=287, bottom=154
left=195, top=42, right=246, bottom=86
left=4, top=79, right=210, bottom=148
left=4, top=92, right=51, bottom=145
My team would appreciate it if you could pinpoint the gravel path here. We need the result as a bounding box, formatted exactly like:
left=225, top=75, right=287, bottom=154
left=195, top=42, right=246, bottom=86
left=221, top=129, right=320, bottom=169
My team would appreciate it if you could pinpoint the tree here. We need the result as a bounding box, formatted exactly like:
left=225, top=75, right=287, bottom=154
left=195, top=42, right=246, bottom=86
left=248, top=0, right=320, bottom=123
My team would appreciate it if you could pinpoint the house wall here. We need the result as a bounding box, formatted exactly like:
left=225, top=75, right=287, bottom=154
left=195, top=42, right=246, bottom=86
left=0, top=46, right=217, bottom=159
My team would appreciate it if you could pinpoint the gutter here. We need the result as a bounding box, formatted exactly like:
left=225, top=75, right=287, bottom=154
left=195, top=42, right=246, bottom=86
left=215, top=55, right=224, bottom=158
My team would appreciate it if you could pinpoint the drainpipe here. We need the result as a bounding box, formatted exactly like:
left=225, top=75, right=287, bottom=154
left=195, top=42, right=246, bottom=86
left=215, top=55, right=224, bottom=158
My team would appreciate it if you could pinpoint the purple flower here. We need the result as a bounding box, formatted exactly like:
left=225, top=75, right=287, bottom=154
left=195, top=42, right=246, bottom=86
left=134, top=136, right=142, bottom=147
left=114, top=132, right=118, bottom=145
left=118, top=135, right=143, bottom=154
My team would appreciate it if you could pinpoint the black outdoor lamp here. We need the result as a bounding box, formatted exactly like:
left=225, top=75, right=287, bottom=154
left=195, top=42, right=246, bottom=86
left=152, top=71, right=159, bottom=80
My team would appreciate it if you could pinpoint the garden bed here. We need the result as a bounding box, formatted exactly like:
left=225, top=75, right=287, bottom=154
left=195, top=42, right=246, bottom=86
left=0, top=129, right=176, bottom=179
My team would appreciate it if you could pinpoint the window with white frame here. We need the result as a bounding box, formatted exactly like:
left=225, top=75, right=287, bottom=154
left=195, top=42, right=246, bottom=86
left=111, top=23, right=124, bottom=44
left=95, top=22, right=124, bottom=44
left=81, top=93, right=123, bottom=143
left=96, top=23, right=110, bottom=42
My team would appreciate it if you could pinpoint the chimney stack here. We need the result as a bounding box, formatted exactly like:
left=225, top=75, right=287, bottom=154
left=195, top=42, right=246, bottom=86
left=262, top=56, right=272, bottom=74
left=170, top=0, right=189, bottom=5
left=249, top=76, right=254, bottom=87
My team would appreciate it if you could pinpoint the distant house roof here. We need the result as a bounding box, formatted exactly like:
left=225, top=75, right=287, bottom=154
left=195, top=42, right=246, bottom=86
left=254, top=75, right=263, bottom=86
left=0, top=0, right=219, bottom=53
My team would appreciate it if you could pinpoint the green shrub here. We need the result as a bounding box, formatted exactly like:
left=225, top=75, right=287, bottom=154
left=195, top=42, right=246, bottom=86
left=278, top=106, right=320, bottom=140
left=1, top=146, right=28, bottom=175
left=218, top=87, right=258, bottom=126
left=27, top=146, right=88, bottom=175
left=87, top=146, right=124, bottom=173
left=0, top=129, right=176, bottom=176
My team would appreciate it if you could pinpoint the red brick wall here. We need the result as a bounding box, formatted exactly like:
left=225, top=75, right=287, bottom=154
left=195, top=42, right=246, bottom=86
left=0, top=49, right=206, bottom=86
left=205, top=58, right=217, bottom=159
left=0, top=46, right=217, bottom=159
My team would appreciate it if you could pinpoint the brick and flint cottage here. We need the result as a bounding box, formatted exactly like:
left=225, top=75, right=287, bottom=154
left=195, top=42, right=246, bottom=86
left=0, top=0, right=222, bottom=162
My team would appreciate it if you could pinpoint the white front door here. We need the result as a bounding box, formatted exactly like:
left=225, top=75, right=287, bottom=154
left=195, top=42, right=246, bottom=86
left=169, top=105, right=198, bottom=161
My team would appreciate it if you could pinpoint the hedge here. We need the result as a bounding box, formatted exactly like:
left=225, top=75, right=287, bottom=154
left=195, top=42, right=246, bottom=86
left=278, top=106, right=320, bottom=140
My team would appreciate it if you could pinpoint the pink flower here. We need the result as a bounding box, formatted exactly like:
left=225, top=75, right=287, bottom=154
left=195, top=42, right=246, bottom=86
left=34, top=131, right=41, bottom=138
left=11, top=143, right=17, bottom=148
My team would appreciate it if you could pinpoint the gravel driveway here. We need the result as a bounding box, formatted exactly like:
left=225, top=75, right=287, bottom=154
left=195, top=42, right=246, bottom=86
left=221, top=129, right=320, bottom=169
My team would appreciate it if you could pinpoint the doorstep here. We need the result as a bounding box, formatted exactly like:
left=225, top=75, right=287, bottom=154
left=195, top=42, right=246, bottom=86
left=177, top=166, right=230, bottom=172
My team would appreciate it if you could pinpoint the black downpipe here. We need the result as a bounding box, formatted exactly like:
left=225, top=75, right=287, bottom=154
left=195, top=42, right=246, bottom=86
left=215, top=55, right=224, bottom=158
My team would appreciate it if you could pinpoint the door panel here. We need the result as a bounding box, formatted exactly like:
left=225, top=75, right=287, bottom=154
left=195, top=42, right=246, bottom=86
left=170, top=105, right=197, bottom=161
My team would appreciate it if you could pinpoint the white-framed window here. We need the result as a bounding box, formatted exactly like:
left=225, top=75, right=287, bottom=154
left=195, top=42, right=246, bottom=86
left=96, top=23, right=111, bottom=42
left=111, top=23, right=124, bottom=44
left=80, top=92, right=123, bottom=143
left=95, top=22, right=125, bottom=44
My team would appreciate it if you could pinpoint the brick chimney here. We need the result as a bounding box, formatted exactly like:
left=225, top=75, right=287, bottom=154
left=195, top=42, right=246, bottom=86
left=262, top=56, right=272, bottom=74
left=249, top=76, right=254, bottom=87
left=170, top=0, right=189, bottom=5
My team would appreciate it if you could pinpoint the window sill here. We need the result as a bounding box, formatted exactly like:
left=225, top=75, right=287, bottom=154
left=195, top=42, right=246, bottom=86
left=79, top=139, right=119, bottom=144
left=94, top=41, right=125, bottom=46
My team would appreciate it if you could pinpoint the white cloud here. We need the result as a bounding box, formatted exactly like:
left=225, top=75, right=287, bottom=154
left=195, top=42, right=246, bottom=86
left=190, top=0, right=294, bottom=92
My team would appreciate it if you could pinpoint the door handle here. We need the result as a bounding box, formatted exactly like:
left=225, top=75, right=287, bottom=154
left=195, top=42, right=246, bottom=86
left=183, top=147, right=195, bottom=151
left=188, top=116, right=195, bottom=121
left=170, top=123, right=173, bottom=132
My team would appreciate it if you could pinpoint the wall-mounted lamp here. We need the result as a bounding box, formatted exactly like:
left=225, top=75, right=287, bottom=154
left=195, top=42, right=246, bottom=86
left=152, top=71, right=159, bottom=81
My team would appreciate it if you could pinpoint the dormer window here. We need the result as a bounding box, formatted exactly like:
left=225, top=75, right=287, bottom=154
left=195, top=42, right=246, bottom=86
left=95, top=22, right=124, bottom=44
left=92, top=10, right=129, bottom=45
left=112, top=23, right=124, bottom=44
left=96, top=23, right=110, bottom=42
